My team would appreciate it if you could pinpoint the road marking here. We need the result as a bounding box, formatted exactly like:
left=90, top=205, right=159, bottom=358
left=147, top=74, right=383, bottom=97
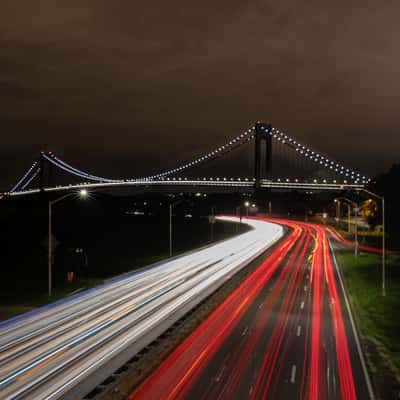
left=329, top=238, right=375, bottom=400
left=290, top=365, right=297, bottom=383
left=300, top=301, right=305, bottom=309
left=249, top=385, right=253, bottom=394
left=327, top=366, right=330, bottom=392
left=258, top=301, right=264, bottom=309
left=17, top=350, right=65, bottom=381
left=242, top=326, right=248, bottom=336
left=304, top=285, right=307, bottom=291
left=306, top=273, right=309, bottom=280
left=297, top=325, right=301, bottom=336
left=215, top=365, right=226, bottom=382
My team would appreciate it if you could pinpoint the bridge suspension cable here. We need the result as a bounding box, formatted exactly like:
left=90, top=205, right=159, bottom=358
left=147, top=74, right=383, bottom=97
left=9, top=161, right=39, bottom=193
left=8, top=122, right=370, bottom=193
left=42, top=153, right=119, bottom=183
left=264, top=126, right=370, bottom=184
left=140, top=126, right=256, bottom=180
left=20, top=168, right=41, bottom=191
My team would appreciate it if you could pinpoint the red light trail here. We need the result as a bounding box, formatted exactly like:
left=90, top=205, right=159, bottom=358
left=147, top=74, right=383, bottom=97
left=129, top=218, right=368, bottom=400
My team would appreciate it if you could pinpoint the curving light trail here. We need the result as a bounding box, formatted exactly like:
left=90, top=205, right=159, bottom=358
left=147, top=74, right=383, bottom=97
left=129, top=218, right=371, bottom=400
left=0, top=217, right=282, bottom=400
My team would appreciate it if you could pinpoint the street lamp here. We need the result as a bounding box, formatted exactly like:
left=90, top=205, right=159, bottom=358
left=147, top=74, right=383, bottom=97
left=334, top=198, right=352, bottom=233
left=244, top=201, right=250, bottom=217
left=235, top=205, right=242, bottom=233
left=361, top=188, right=386, bottom=297
left=48, top=189, right=88, bottom=297
left=334, top=197, right=358, bottom=257
left=168, top=198, right=185, bottom=257
left=334, top=198, right=341, bottom=222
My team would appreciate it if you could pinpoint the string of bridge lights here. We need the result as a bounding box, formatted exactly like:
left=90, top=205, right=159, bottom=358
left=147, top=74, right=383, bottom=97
left=20, top=168, right=41, bottom=190
left=260, top=125, right=370, bottom=184
left=10, top=161, right=39, bottom=192
left=140, top=126, right=256, bottom=180
left=9, top=124, right=370, bottom=192
left=43, top=153, right=119, bottom=183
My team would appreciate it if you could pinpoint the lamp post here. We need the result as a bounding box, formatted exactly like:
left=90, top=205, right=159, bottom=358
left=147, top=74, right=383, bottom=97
left=244, top=201, right=250, bottom=217
left=354, top=205, right=359, bottom=257
left=235, top=205, right=242, bottom=233
left=210, top=206, right=215, bottom=242
left=168, top=198, right=185, bottom=257
left=334, top=198, right=341, bottom=222
left=334, top=198, right=351, bottom=232
left=361, top=188, right=386, bottom=297
left=169, top=203, right=172, bottom=257
left=48, top=189, right=88, bottom=297
left=334, top=197, right=358, bottom=256
left=346, top=203, right=351, bottom=233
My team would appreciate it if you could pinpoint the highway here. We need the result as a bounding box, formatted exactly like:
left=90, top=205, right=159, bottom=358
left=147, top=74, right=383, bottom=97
left=129, top=218, right=374, bottom=400
left=0, top=217, right=283, bottom=400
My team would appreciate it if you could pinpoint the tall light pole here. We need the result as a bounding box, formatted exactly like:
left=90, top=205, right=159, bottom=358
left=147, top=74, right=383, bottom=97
left=361, top=188, right=386, bottom=297
left=236, top=206, right=242, bottom=233
left=244, top=201, right=250, bottom=217
left=168, top=198, right=184, bottom=257
left=48, top=189, right=88, bottom=297
left=334, top=197, right=358, bottom=256
left=354, top=205, right=358, bottom=257
left=334, top=198, right=341, bottom=222
left=169, top=203, right=172, bottom=257
left=346, top=203, right=351, bottom=233
left=210, top=206, right=215, bottom=242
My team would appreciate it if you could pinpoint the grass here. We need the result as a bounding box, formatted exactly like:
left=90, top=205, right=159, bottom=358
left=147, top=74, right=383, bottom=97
left=336, top=251, right=400, bottom=379
left=0, top=220, right=248, bottom=322
left=0, top=278, right=104, bottom=322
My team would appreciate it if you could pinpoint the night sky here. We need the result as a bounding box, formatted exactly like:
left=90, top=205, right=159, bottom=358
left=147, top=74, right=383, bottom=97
left=1, top=1, right=400, bottom=190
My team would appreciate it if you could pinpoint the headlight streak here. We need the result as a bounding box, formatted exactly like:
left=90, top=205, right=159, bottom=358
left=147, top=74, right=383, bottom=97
left=0, top=217, right=283, bottom=400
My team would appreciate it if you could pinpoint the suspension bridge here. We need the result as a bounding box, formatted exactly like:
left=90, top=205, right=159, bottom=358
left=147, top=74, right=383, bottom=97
left=3, top=122, right=369, bottom=197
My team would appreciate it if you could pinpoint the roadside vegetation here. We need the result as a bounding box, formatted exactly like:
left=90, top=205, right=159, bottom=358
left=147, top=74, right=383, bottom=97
left=336, top=251, right=400, bottom=394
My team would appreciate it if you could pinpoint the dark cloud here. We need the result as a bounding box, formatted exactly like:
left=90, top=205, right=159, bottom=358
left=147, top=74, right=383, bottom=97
left=1, top=0, right=400, bottom=189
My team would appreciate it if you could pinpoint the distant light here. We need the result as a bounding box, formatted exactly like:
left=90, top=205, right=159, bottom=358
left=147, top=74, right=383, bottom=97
left=244, top=201, right=250, bottom=207
left=79, top=189, right=88, bottom=197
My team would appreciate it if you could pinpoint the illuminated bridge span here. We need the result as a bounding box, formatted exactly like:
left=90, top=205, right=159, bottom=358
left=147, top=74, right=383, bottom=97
left=5, top=122, right=369, bottom=196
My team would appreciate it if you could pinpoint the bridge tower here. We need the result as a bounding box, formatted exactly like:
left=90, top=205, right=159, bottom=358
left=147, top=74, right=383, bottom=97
left=254, top=122, right=272, bottom=190
left=39, top=152, right=53, bottom=191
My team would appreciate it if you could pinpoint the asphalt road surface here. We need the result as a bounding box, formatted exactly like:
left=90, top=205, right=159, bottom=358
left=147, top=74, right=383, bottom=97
left=0, top=217, right=283, bottom=400
left=129, top=218, right=374, bottom=400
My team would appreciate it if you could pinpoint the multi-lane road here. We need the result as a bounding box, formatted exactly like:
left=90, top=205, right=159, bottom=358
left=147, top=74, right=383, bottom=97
left=0, top=216, right=375, bottom=399
left=129, top=218, right=374, bottom=400
left=0, top=217, right=283, bottom=400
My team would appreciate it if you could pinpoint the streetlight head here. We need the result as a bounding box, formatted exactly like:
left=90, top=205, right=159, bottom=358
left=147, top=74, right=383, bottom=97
left=79, top=189, right=88, bottom=197
left=244, top=201, right=250, bottom=207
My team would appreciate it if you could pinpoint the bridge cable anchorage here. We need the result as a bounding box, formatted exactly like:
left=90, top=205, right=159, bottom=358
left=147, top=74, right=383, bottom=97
left=139, top=126, right=256, bottom=181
